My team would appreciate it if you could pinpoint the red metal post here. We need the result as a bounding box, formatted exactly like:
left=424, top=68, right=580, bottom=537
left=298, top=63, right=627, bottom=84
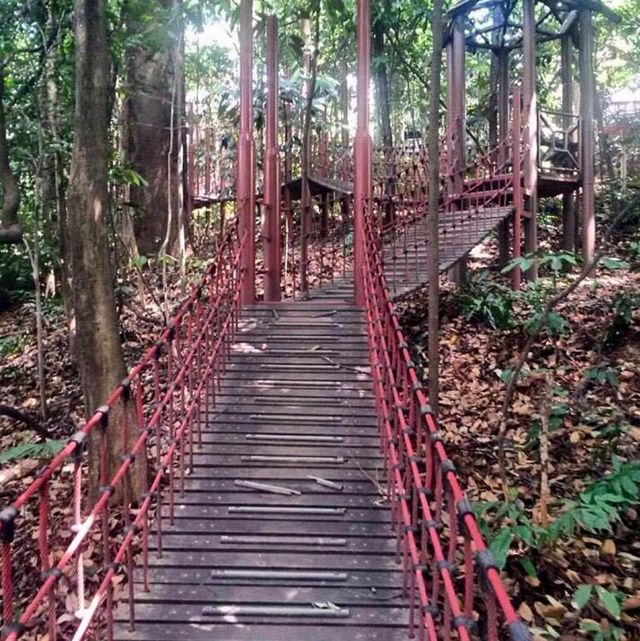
left=187, top=103, right=195, bottom=205
left=446, top=38, right=454, bottom=201
left=579, top=7, right=596, bottom=264
left=452, top=19, right=465, bottom=194
left=512, top=86, right=523, bottom=291
left=497, top=47, right=511, bottom=264
left=522, top=0, right=538, bottom=279
left=449, top=18, right=467, bottom=285
left=263, top=15, right=281, bottom=302
left=204, top=126, right=212, bottom=195
left=237, top=0, right=256, bottom=304
left=561, top=35, right=576, bottom=252
left=354, top=0, right=372, bottom=306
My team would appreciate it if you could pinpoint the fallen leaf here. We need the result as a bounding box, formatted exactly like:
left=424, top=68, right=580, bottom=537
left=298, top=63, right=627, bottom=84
left=601, top=539, right=616, bottom=557
left=622, top=596, right=640, bottom=612
left=534, top=601, right=567, bottom=620
left=518, top=602, right=534, bottom=622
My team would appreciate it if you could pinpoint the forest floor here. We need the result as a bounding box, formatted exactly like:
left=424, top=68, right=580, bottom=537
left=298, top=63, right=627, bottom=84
left=397, top=221, right=640, bottom=641
left=0, top=218, right=639, bottom=639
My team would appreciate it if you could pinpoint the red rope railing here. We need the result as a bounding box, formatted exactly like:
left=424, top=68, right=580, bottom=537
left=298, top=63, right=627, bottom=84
left=362, top=202, right=531, bottom=641
left=1, top=224, right=246, bottom=640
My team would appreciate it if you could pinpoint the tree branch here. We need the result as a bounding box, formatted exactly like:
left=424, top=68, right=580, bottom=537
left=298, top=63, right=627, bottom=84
left=0, top=404, right=51, bottom=438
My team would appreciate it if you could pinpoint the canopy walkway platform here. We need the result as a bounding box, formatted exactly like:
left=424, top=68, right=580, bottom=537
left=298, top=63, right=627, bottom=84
left=5, top=0, right=618, bottom=636
left=113, top=294, right=410, bottom=641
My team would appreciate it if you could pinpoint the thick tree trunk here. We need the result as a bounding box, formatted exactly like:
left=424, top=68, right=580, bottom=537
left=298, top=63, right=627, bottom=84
left=124, top=0, right=183, bottom=255
left=0, top=64, right=22, bottom=244
left=372, top=17, right=395, bottom=226
left=372, top=21, right=393, bottom=149
left=68, top=0, right=143, bottom=500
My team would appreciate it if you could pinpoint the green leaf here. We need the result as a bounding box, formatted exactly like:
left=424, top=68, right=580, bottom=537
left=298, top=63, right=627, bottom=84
left=489, top=529, right=513, bottom=570
left=519, top=557, right=538, bottom=578
left=501, top=256, right=535, bottom=274
left=595, top=586, right=621, bottom=619
left=572, top=584, right=592, bottom=610
left=580, top=619, right=602, bottom=633
left=0, top=440, right=66, bottom=465
left=601, top=256, right=630, bottom=270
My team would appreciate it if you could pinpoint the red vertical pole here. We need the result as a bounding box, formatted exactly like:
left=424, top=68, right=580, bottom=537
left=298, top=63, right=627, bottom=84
left=446, top=39, right=454, bottom=202
left=354, top=0, right=371, bottom=306
left=449, top=18, right=466, bottom=285
left=512, top=86, right=522, bottom=291
left=497, top=47, right=511, bottom=265
left=187, top=103, right=195, bottom=204
left=579, top=7, right=596, bottom=264
left=522, top=0, right=538, bottom=279
left=237, top=0, right=255, bottom=304
left=204, top=126, right=212, bottom=195
left=561, top=35, right=577, bottom=252
left=263, top=15, right=281, bottom=302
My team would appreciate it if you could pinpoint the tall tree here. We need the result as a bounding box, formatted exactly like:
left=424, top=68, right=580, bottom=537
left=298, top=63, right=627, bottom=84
left=124, top=0, right=184, bottom=255
left=372, top=11, right=393, bottom=149
left=0, top=64, right=22, bottom=244
left=67, top=0, right=141, bottom=497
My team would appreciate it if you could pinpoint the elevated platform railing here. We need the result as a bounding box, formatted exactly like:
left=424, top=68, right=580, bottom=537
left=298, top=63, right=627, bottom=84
left=362, top=201, right=530, bottom=641
left=0, top=225, right=246, bottom=641
left=537, top=108, right=580, bottom=177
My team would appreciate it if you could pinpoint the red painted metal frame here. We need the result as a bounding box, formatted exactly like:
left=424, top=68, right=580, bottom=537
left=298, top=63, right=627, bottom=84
left=263, top=14, right=282, bottom=302
left=353, top=0, right=372, bottom=306
left=0, top=226, right=246, bottom=640
left=362, top=202, right=531, bottom=641
left=237, top=0, right=256, bottom=304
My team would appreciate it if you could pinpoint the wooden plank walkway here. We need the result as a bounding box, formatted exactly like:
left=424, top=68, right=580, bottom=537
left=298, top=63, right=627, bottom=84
left=114, top=289, right=409, bottom=641
left=384, top=205, right=513, bottom=297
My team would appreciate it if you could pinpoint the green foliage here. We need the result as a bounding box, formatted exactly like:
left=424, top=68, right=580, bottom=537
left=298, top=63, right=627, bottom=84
left=579, top=619, right=625, bottom=641
left=477, top=459, right=640, bottom=570
left=524, top=310, right=570, bottom=337
left=488, top=528, right=513, bottom=569
left=0, top=440, right=65, bottom=465
left=601, top=256, right=631, bottom=271
left=0, top=246, right=33, bottom=294
left=539, top=251, right=578, bottom=274
left=604, top=291, right=639, bottom=346
left=0, top=332, right=29, bottom=357
left=585, top=365, right=619, bottom=387
left=573, top=585, right=626, bottom=640
left=547, top=459, right=640, bottom=541
left=457, top=271, right=515, bottom=329
left=502, top=251, right=577, bottom=279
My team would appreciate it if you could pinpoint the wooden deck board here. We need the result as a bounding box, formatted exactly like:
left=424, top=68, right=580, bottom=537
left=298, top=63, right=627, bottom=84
left=114, top=290, right=409, bottom=641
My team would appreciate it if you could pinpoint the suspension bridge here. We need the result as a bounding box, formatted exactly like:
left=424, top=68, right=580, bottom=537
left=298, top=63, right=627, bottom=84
left=0, top=0, right=616, bottom=639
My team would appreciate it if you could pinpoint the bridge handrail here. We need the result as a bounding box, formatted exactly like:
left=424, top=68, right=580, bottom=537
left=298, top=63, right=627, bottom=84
left=1, top=223, right=246, bottom=640
left=361, top=201, right=531, bottom=641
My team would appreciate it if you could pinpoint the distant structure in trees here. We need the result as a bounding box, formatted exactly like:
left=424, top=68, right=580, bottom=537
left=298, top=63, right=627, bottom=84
left=444, top=0, right=621, bottom=271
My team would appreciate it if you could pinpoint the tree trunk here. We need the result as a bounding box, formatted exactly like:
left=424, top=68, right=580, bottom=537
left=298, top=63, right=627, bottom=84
left=595, top=87, right=615, bottom=182
left=372, top=23, right=392, bottom=149
left=0, top=64, right=22, bottom=244
left=372, top=16, right=395, bottom=226
left=42, top=1, right=76, bottom=355
left=68, top=0, right=143, bottom=501
left=124, top=0, right=183, bottom=256
left=427, top=0, right=443, bottom=417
